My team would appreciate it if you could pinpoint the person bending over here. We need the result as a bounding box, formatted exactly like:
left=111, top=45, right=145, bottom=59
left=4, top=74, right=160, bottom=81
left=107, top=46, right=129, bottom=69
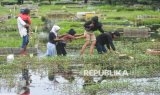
left=96, top=31, right=120, bottom=54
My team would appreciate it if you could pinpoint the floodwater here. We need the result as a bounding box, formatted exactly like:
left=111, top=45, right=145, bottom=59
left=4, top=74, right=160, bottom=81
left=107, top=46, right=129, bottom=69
left=0, top=69, right=160, bottom=95
left=0, top=51, right=160, bottom=95
left=0, top=70, right=85, bottom=95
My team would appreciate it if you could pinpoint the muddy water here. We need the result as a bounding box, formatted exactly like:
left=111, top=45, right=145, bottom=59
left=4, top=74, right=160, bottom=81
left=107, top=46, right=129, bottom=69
left=0, top=52, right=160, bottom=95
left=29, top=73, right=84, bottom=95
left=0, top=70, right=85, bottom=95
left=0, top=69, right=160, bottom=95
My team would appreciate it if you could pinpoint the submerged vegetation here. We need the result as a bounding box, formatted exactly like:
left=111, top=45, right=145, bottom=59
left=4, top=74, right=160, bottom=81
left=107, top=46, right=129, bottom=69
left=0, top=0, right=160, bottom=95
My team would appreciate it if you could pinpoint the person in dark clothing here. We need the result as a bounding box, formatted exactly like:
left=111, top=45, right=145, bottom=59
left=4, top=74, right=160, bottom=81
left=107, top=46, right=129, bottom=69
left=56, top=29, right=76, bottom=56
left=84, top=16, right=104, bottom=33
left=49, top=32, right=56, bottom=44
left=22, top=69, right=31, bottom=86
left=46, top=25, right=60, bottom=56
left=96, top=31, right=120, bottom=54
left=80, top=16, right=104, bottom=55
left=56, top=29, right=83, bottom=56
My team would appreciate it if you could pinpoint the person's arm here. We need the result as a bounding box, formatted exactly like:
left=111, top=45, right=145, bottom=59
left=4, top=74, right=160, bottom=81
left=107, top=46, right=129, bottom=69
left=98, top=23, right=104, bottom=33
left=74, top=33, right=84, bottom=37
left=98, top=27, right=104, bottom=33
left=58, top=35, right=65, bottom=38
left=49, top=32, right=62, bottom=42
left=106, top=43, right=111, bottom=50
left=54, top=38, right=63, bottom=41
left=75, top=35, right=85, bottom=39
left=108, top=37, right=116, bottom=51
left=84, top=21, right=92, bottom=31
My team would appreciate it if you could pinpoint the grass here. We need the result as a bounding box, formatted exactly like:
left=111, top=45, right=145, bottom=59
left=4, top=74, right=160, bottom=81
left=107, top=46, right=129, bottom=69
left=0, top=49, right=159, bottom=94
left=83, top=81, right=130, bottom=95
left=0, top=3, right=160, bottom=94
left=0, top=4, right=160, bottom=33
left=0, top=6, right=10, bottom=15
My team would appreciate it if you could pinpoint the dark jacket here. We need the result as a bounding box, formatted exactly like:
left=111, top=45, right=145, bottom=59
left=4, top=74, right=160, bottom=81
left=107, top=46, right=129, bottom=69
left=49, top=32, right=56, bottom=44
left=84, top=21, right=104, bottom=33
left=96, top=32, right=116, bottom=51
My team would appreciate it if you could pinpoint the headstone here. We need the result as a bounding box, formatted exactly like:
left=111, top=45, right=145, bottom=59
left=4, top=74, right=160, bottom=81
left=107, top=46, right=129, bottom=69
left=146, top=49, right=160, bottom=55
left=76, top=12, right=96, bottom=20
left=123, top=28, right=150, bottom=38
left=47, top=13, right=75, bottom=20
left=0, top=48, right=37, bottom=55
left=0, top=16, right=8, bottom=23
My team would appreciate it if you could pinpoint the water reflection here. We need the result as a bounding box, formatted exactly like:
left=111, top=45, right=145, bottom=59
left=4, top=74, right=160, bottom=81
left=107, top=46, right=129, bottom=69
left=0, top=62, right=160, bottom=95
left=48, top=68, right=75, bottom=83
left=17, top=67, right=31, bottom=95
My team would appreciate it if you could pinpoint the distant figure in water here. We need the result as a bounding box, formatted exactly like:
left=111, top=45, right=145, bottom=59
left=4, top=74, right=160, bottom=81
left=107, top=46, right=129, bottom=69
left=17, top=66, right=31, bottom=95
left=16, top=78, right=30, bottom=95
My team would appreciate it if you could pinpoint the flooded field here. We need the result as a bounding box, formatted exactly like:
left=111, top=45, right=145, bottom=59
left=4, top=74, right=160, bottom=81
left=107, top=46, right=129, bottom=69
left=0, top=1, right=160, bottom=95
left=0, top=54, right=160, bottom=95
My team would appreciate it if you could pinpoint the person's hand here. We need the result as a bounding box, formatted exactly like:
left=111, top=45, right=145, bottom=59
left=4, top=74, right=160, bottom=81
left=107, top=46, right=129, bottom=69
left=75, top=35, right=85, bottom=39
left=24, top=24, right=29, bottom=28
left=55, top=38, right=63, bottom=41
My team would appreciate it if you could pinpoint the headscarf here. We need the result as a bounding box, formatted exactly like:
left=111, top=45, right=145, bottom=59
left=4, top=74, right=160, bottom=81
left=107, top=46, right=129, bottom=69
left=50, top=25, right=60, bottom=37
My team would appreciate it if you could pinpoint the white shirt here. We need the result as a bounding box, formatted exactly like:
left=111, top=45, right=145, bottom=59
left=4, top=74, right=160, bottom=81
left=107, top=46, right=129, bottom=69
left=17, top=17, right=27, bottom=37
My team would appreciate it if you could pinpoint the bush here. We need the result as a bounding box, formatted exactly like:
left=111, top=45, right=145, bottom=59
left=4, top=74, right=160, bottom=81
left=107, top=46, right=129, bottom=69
left=142, top=19, right=160, bottom=25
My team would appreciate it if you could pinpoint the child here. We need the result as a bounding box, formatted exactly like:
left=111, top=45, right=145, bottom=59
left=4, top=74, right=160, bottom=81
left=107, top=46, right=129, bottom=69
left=56, top=29, right=83, bottom=56
left=19, top=8, right=31, bottom=34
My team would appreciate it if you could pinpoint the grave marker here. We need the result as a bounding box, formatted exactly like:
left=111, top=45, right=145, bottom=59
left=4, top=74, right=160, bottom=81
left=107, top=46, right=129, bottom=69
left=123, top=28, right=150, bottom=38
